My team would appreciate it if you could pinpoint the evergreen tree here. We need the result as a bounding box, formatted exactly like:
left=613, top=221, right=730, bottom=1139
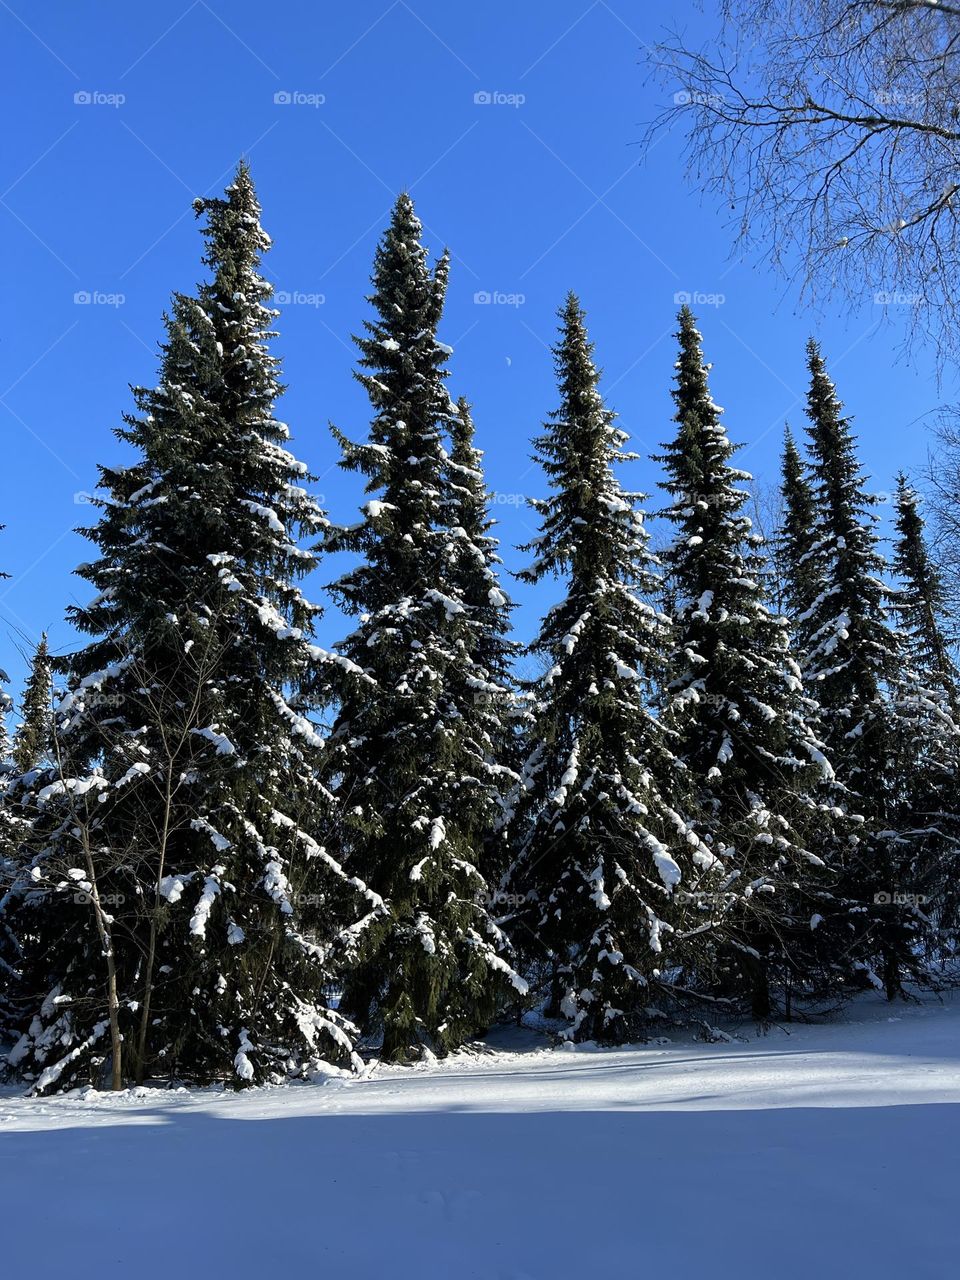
left=0, top=549, right=19, bottom=1038
left=506, top=295, right=718, bottom=1041
left=778, top=427, right=820, bottom=646
left=656, top=309, right=836, bottom=1017
left=446, top=397, right=518, bottom=693
left=0, top=543, right=11, bottom=768
left=445, top=397, right=525, bottom=881
left=891, top=475, right=958, bottom=700
left=800, top=342, right=900, bottom=728
left=800, top=342, right=935, bottom=998
left=13, top=634, right=52, bottom=773
left=322, top=193, right=525, bottom=1063
left=890, top=473, right=960, bottom=957
left=1, top=163, right=377, bottom=1093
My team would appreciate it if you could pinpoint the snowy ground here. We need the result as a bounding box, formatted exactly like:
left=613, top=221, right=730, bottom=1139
left=3, top=992, right=958, bottom=1279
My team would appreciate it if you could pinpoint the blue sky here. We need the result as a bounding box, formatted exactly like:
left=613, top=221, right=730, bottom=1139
left=0, top=1, right=945, bottom=694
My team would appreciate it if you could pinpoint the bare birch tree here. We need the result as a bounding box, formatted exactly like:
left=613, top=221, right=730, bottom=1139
left=651, top=0, right=960, bottom=360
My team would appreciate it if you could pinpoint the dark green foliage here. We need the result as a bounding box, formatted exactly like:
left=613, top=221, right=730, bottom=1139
left=778, top=428, right=820, bottom=649
left=892, top=475, right=958, bottom=700
left=656, top=310, right=838, bottom=1016
left=3, top=187, right=960, bottom=1083
left=322, top=194, right=524, bottom=1063
left=1, top=164, right=373, bottom=1093
left=889, top=474, right=960, bottom=957
left=799, top=343, right=940, bottom=998
left=13, top=635, right=52, bottom=774
left=444, top=397, right=525, bottom=881
left=506, top=295, right=720, bottom=1041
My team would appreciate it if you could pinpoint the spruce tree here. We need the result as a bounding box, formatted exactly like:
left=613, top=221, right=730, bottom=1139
left=800, top=342, right=900, bottom=728
left=778, top=427, right=820, bottom=649
left=0, top=548, right=20, bottom=1037
left=891, top=475, right=958, bottom=700
left=890, top=474, right=960, bottom=957
left=445, top=396, right=525, bottom=881
left=656, top=308, right=836, bottom=1016
left=506, top=295, right=718, bottom=1041
left=322, top=193, right=525, bottom=1063
left=13, top=634, right=52, bottom=773
left=0, top=548, right=11, bottom=768
left=446, top=397, right=518, bottom=693
left=1, top=163, right=376, bottom=1093
left=800, top=342, right=934, bottom=998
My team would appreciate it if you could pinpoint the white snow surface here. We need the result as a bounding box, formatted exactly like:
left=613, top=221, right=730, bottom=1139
left=1, top=990, right=958, bottom=1278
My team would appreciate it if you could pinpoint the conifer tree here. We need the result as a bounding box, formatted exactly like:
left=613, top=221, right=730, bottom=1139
left=506, top=295, right=718, bottom=1040
left=13, top=634, right=52, bottom=773
left=656, top=309, right=836, bottom=1016
left=800, top=342, right=936, bottom=998
left=446, top=397, right=518, bottom=693
left=445, top=397, right=525, bottom=880
left=800, top=342, right=900, bottom=727
left=0, top=546, right=11, bottom=768
left=778, top=428, right=820, bottom=648
left=1, top=164, right=378, bottom=1093
left=0, top=548, right=21, bottom=1038
left=322, top=194, right=525, bottom=1063
left=890, top=474, right=960, bottom=956
left=891, top=475, right=958, bottom=700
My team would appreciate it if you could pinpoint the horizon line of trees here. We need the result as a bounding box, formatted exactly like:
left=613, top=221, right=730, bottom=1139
left=0, top=161, right=957, bottom=1095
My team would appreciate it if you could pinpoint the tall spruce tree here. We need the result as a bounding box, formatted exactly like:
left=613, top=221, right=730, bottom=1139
left=890, top=474, right=960, bottom=956
left=656, top=308, right=837, bottom=1016
left=778, top=427, right=820, bottom=649
left=13, top=634, right=52, bottom=773
left=1, top=163, right=378, bottom=1093
left=445, top=397, right=525, bottom=881
left=0, top=546, right=11, bottom=767
left=506, top=295, right=719, bottom=1041
left=800, top=342, right=900, bottom=726
left=800, top=342, right=936, bottom=998
left=446, top=397, right=518, bottom=693
left=891, top=475, right=958, bottom=700
left=322, top=193, right=525, bottom=1063
left=0, top=556, right=17, bottom=1038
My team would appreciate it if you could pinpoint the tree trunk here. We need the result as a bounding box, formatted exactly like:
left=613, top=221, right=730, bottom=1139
left=135, top=768, right=176, bottom=1085
left=883, top=947, right=903, bottom=1002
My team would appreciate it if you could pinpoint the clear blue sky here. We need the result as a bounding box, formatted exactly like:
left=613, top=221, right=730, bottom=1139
left=0, top=1, right=945, bottom=694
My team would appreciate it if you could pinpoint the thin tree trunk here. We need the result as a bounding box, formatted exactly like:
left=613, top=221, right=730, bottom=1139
left=79, top=831, right=123, bottom=1090
left=135, top=767, right=176, bottom=1084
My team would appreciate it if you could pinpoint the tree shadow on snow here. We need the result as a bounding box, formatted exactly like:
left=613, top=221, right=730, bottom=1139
left=2, top=1101, right=957, bottom=1280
